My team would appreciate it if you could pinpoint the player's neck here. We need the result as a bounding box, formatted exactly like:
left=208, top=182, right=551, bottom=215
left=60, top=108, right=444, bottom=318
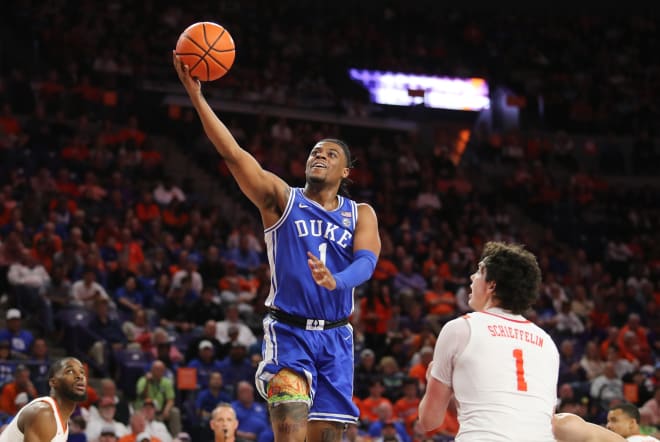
left=52, top=395, right=76, bottom=422
left=303, top=184, right=340, bottom=210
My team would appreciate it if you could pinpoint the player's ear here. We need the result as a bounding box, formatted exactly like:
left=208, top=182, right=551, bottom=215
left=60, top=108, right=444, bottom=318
left=342, top=167, right=350, bottom=179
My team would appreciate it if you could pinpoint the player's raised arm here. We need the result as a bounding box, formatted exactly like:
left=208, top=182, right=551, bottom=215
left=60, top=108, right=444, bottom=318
left=172, top=51, right=288, bottom=213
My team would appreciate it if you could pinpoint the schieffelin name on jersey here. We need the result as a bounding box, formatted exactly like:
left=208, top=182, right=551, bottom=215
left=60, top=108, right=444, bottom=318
left=294, top=219, right=352, bottom=248
left=487, top=324, right=545, bottom=348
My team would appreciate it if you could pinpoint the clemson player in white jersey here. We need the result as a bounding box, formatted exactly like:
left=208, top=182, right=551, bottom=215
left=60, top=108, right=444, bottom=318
left=418, top=241, right=557, bottom=441
left=418, top=241, right=626, bottom=442
left=0, top=357, right=87, bottom=441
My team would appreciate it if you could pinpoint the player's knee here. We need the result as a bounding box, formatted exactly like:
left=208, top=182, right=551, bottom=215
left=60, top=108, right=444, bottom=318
left=267, top=368, right=310, bottom=406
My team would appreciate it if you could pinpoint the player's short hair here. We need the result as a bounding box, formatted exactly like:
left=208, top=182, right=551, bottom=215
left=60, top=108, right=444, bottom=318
left=609, top=402, right=641, bottom=423
left=480, top=241, right=541, bottom=314
left=47, top=357, right=78, bottom=380
left=318, top=138, right=354, bottom=197
left=318, top=138, right=353, bottom=169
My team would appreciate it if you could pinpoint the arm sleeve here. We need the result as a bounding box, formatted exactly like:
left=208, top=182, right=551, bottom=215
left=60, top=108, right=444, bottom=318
left=333, top=249, right=378, bottom=291
left=430, top=316, right=470, bottom=386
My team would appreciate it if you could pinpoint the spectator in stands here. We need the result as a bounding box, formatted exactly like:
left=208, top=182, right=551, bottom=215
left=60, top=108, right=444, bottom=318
left=0, top=364, right=37, bottom=416
left=44, top=263, right=74, bottom=312
left=0, top=308, right=33, bottom=356
left=640, top=386, right=660, bottom=427
left=89, top=297, right=127, bottom=371
left=392, top=257, right=427, bottom=301
left=407, top=346, right=434, bottom=389
left=187, top=340, right=223, bottom=390
left=117, top=410, right=159, bottom=442
left=379, top=356, right=406, bottom=403
left=591, top=362, right=626, bottom=410
left=0, top=340, right=15, bottom=386
left=393, top=378, right=420, bottom=437
left=195, top=372, right=232, bottom=424
left=188, top=287, right=223, bottom=327
left=198, top=245, right=225, bottom=290
left=558, top=339, right=588, bottom=386
left=354, top=348, right=380, bottom=400
left=72, top=267, right=112, bottom=311
left=149, top=328, right=183, bottom=373
left=366, top=401, right=410, bottom=442
left=185, top=320, right=225, bottom=363
left=7, top=248, right=52, bottom=332
left=158, top=281, right=194, bottom=334
left=141, top=397, right=174, bottom=442
left=423, top=275, right=457, bottom=334
left=122, top=308, right=152, bottom=351
left=153, top=177, right=185, bottom=207
left=98, top=378, right=131, bottom=426
left=231, top=381, right=268, bottom=442
left=172, top=256, right=203, bottom=295
left=223, top=235, right=261, bottom=277
left=135, top=190, right=162, bottom=225
left=28, top=337, right=50, bottom=395
left=135, top=361, right=180, bottom=437
left=215, top=303, right=257, bottom=350
left=116, top=276, right=149, bottom=315
left=86, top=396, right=130, bottom=442
left=217, top=343, right=254, bottom=388
left=359, top=378, right=392, bottom=428
left=580, top=340, right=606, bottom=381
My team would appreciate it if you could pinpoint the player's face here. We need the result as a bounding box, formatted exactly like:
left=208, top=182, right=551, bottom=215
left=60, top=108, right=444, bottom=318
left=53, top=359, right=88, bottom=402
left=468, top=260, right=492, bottom=311
left=305, top=141, right=349, bottom=185
left=606, top=409, right=634, bottom=437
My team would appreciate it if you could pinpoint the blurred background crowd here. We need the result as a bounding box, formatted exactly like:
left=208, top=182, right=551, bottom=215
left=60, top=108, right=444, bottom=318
left=0, top=1, right=658, bottom=441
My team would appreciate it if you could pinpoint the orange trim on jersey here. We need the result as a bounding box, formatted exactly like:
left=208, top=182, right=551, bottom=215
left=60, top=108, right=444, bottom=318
left=40, top=398, right=68, bottom=433
left=462, top=314, right=471, bottom=319
left=482, top=311, right=530, bottom=324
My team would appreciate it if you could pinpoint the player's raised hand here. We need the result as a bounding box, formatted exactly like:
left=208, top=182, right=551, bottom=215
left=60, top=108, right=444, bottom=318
left=172, top=50, right=201, bottom=96
left=307, top=251, right=337, bottom=290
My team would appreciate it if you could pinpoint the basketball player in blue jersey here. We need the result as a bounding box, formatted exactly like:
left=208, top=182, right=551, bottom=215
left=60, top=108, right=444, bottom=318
left=174, top=53, right=381, bottom=442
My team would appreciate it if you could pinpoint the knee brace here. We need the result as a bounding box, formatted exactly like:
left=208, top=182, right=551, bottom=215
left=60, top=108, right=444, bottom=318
left=267, top=368, right=310, bottom=406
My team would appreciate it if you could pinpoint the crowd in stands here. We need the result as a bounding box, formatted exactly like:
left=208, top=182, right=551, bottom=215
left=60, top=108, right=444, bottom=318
left=0, top=2, right=658, bottom=441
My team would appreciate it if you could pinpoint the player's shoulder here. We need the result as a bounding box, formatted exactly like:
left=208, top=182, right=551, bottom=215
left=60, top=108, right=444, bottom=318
left=19, top=398, right=56, bottom=424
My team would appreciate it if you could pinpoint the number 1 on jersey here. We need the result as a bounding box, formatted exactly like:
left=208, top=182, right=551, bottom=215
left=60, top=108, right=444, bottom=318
left=513, top=348, right=528, bottom=392
left=318, top=242, right=327, bottom=265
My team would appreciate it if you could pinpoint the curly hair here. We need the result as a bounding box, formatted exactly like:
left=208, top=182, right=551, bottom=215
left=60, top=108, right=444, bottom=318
left=480, top=241, right=541, bottom=314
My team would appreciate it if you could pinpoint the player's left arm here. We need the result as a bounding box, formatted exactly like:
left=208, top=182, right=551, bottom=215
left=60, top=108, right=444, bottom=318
left=308, top=203, right=381, bottom=290
left=418, top=373, right=453, bottom=433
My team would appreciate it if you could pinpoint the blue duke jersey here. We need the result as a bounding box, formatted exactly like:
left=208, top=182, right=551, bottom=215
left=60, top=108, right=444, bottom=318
left=264, top=188, right=358, bottom=321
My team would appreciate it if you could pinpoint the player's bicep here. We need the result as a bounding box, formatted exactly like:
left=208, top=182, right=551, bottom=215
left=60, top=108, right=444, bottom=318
left=225, top=151, right=289, bottom=211
left=353, top=203, right=381, bottom=256
left=418, top=376, right=453, bottom=432
left=22, top=406, right=57, bottom=442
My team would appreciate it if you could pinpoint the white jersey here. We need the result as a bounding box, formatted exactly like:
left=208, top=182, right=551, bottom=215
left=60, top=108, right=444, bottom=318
left=0, top=396, right=69, bottom=442
left=430, top=308, right=559, bottom=442
left=627, top=435, right=660, bottom=442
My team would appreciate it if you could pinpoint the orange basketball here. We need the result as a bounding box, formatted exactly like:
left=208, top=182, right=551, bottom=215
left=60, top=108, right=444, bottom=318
left=175, top=22, right=236, bottom=81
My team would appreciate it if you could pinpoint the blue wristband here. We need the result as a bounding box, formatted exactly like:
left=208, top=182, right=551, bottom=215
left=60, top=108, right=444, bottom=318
left=333, top=249, right=378, bottom=291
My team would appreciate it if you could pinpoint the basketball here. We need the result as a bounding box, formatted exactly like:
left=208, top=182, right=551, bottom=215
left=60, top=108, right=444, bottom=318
left=175, top=22, right=236, bottom=82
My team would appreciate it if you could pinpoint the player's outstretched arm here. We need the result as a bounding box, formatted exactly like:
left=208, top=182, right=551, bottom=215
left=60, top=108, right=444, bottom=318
left=20, top=402, right=58, bottom=442
left=172, top=51, right=287, bottom=212
left=552, top=413, right=626, bottom=442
